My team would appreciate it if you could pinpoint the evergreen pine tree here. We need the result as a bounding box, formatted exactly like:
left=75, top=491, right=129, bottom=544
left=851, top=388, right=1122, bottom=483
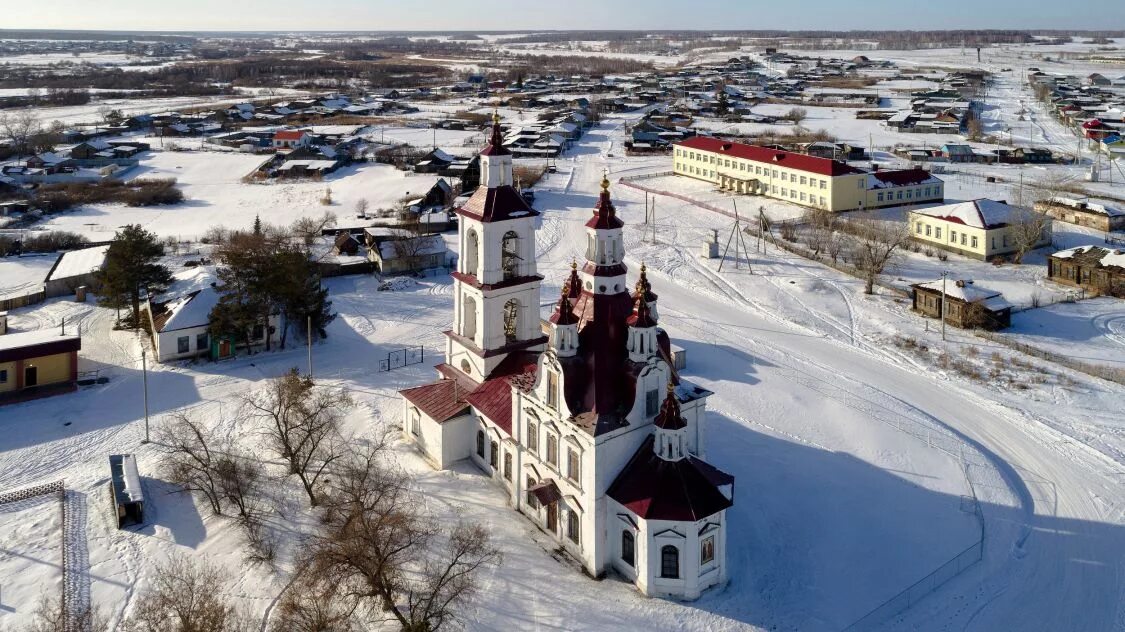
left=96, top=224, right=174, bottom=328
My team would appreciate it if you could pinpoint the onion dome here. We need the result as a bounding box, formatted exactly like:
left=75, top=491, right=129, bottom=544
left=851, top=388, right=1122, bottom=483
left=654, top=382, right=687, bottom=430
left=587, top=171, right=624, bottom=229
left=565, top=259, right=583, bottom=300
left=549, top=281, right=579, bottom=326
left=633, top=263, right=658, bottom=304
left=626, top=288, right=657, bottom=328
left=480, top=110, right=510, bottom=156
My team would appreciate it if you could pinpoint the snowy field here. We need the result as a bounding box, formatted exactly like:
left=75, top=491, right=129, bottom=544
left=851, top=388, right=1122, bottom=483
left=35, top=150, right=443, bottom=241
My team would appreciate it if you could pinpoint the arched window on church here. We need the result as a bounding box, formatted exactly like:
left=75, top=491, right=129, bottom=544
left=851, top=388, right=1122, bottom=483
left=661, top=545, right=680, bottom=579
left=501, top=231, right=520, bottom=280
left=503, top=299, right=519, bottom=343
left=462, top=296, right=477, bottom=341
left=464, top=229, right=479, bottom=276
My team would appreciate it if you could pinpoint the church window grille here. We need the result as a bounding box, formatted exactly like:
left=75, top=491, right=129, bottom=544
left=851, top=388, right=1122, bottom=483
left=661, top=545, right=680, bottom=579
left=547, top=372, right=559, bottom=409
left=646, top=389, right=659, bottom=417
left=490, top=441, right=499, bottom=469
left=476, top=431, right=485, bottom=458
left=503, top=299, right=519, bottom=342
left=566, top=448, right=580, bottom=483
left=501, top=231, right=521, bottom=280
left=503, top=452, right=512, bottom=481
left=621, top=531, right=635, bottom=567
left=546, top=435, right=559, bottom=467
left=567, top=510, right=580, bottom=544
left=527, top=421, right=538, bottom=453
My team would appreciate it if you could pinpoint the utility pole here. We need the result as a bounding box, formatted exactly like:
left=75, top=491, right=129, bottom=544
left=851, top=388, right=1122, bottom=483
left=307, top=315, right=313, bottom=379
left=941, top=271, right=949, bottom=343
left=141, top=349, right=150, bottom=443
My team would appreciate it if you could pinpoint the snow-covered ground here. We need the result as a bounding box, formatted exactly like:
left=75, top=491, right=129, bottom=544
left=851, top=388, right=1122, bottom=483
left=1005, top=297, right=1125, bottom=369
left=34, top=150, right=443, bottom=241
left=1, top=42, right=1125, bottom=631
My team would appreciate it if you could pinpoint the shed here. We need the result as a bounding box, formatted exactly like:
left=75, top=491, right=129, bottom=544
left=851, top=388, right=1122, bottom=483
left=109, top=453, right=144, bottom=528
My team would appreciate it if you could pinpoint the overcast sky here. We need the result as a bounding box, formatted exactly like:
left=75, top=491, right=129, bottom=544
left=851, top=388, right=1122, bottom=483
left=4, top=0, right=1123, bottom=32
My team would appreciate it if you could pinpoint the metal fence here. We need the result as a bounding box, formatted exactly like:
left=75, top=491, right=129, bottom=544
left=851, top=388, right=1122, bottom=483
left=0, top=481, right=74, bottom=630
left=843, top=536, right=984, bottom=632
left=379, top=345, right=425, bottom=372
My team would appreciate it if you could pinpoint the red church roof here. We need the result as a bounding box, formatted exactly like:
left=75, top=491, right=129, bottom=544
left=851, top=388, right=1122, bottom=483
left=678, top=136, right=864, bottom=177
left=586, top=174, right=625, bottom=229
left=456, top=185, right=539, bottom=223
left=607, top=435, right=734, bottom=521
left=273, top=130, right=307, bottom=141
left=479, top=112, right=511, bottom=157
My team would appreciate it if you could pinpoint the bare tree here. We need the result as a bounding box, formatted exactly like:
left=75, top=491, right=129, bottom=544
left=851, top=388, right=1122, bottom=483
left=785, top=107, right=808, bottom=125
left=275, top=576, right=359, bottom=632
left=291, top=211, right=338, bottom=247
left=354, top=198, right=370, bottom=218
left=243, top=369, right=351, bottom=506
left=849, top=218, right=911, bottom=294
left=0, top=110, right=42, bottom=164
left=20, top=597, right=108, bottom=632
left=827, top=231, right=848, bottom=264
left=157, top=412, right=224, bottom=515
left=122, top=555, right=248, bottom=632
left=305, top=446, right=501, bottom=632
left=214, top=453, right=262, bottom=521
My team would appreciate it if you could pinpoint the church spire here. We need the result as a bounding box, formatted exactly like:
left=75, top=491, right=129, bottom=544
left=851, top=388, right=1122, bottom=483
left=481, top=109, right=510, bottom=156
left=587, top=170, right=624, bottom=230
left=550, top=281, right=578, bottom=326
left=653, top=381, right=688, bottom=461
left=565, top=259, right=582, bottom=301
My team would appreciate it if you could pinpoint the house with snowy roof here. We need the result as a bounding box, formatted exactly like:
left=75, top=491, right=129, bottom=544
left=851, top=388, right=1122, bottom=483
left=43, top=245, right=109, bottom=298
left=400, top=115, right=733, bottom=601
left=911, top=279, right=1011, bottom=330
left=1048, top=245, right=1125, bottom=298
left=908, top=199, right=1052, bottom=260
left=142, top=282, right=279, bottom=363
left=272, top=129, right=311, bottom=150
left=1034, top=197, right=1125, bottom=232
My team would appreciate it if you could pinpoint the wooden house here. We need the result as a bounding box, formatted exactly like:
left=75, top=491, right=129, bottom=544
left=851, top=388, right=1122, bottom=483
left=911, top=279, right=1012, bottom=330
left=1048, top=245, right=1125, bottom=298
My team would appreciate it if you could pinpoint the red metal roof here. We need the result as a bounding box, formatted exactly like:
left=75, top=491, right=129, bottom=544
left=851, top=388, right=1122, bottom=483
left=607, top=436, right=734, bottom=521
left=869, top=168, right=939, bottom=187
left=586, top=183, right=625, bottom=229
left=677, top=136, right=864, bottom=177
left=273, top=130, right=306, bottom=140
left=400, top=379, right=471, bottom=423
left=455, top=185, right=539, bottom=223
left=479, top=118, right=511, bottom=156
left=653, top=385, right=686, bottom=430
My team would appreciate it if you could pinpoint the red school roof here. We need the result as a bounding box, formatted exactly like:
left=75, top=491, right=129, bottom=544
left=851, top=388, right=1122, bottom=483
left=677, top=136, right=864, bottom=177
left=273, top=130, right=307, bottom=140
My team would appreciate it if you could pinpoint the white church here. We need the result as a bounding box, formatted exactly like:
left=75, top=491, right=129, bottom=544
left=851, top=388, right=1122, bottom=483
left=400, top=114, right=734, bottom=600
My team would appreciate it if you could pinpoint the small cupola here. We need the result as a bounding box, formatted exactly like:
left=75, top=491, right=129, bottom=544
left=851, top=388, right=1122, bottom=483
left=626, top=281, right=659, bottom=363
left=653, top=382, right=688, bottom=461
left=548, top=282, right=579, bottom=358
left=634, top=263, right=659, bottom=321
